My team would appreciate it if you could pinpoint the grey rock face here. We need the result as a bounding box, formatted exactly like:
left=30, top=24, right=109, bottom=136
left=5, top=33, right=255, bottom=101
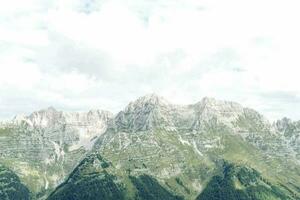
left=274, top=118, right=300, bottom=160
left=0, top=107, right=113, bottom=197
left=57, top=95, right=300, bottom=200
left=111, top=94, right=270, bottom=133
left=1, top=94, right=300, bottom=200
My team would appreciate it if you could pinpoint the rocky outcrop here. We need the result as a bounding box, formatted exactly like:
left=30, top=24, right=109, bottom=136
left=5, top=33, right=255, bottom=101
left=1, top=94, right=300, bottom=200
left=0, top=107, right=113, bottom=198
left=274, top=118, right=300, bottom=160
left=90, top=94, right=300, bottom=200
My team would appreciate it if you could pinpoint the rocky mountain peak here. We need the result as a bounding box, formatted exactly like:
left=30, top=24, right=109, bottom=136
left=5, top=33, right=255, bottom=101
left=197, top=97, right=243, bottom=111
left=273, top=117, right=300, bottom=138
left=193, top=97, right=245, bottom=125
left=0, top=107, right=114, bottom=195
left=112, top=95, right=271, bottom=132
left=27, top=107, right=63, bottom=128
left=200, top=96, right=218, bottom=104
left=113, top=94, right=173, bottom=132
left=2, top=95, right=300, bottom=200
left=32, top=106, right=59, bottom=116
left=125, top=93, right=169, bottom=111
left=10, top=107, right=113, bottom=130
left=274, top=117, right=293, bottom=131
left=10, top=107, right=61, bottom=127
left=139, top=93, right=168, bottom=102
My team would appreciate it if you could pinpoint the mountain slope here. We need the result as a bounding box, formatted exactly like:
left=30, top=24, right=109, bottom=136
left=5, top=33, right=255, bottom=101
left=0, top=107, right=113, bottom=198
left=196, top=161, right=295, bottom=200
left=0, top=164, right=30, bottom=200
left=47, top=153, right=183, bottom=200
left=48, top=94, right=300, bottom=200
left=274, top=118, right=300, bottom=161
left=47, top=154, right=125, bottom=200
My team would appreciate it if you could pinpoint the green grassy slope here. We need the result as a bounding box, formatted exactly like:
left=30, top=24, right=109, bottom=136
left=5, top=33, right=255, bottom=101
left=47, top=153, right=185, bottom=200
left=196, top=162, right=297, bottom=200
left=0, top=164, right=30, bottom=200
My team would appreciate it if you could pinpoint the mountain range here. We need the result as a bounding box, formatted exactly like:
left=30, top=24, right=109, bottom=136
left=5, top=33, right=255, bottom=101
left=0, top=94, right=299, bottom=200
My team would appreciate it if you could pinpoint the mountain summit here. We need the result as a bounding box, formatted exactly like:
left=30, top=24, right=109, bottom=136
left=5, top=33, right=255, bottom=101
left=0, top=108, right=113, bottom=196
left=48, top=95, right=300, bottom=200
left=129, top=93, right=170, bottom=106
left=0, top=95, right=299, bottom=200
left=112, top=95, right=268, bottom=133
left=114, top=94, right=175, bottom=132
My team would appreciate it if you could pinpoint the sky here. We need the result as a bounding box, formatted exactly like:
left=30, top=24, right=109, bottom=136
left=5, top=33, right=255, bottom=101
left=0, top=0, right=300, bottom=121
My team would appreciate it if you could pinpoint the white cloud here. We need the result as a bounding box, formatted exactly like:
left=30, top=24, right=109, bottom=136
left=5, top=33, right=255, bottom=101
left=0, top=0, right=300, bottom=120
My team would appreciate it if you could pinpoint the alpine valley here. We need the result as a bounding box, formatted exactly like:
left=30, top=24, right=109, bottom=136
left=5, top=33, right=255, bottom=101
left=0, top=94, right=299, bottom=200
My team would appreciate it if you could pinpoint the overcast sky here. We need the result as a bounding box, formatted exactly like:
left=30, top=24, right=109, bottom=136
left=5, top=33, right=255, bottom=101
left=0, top=0, right=300, bottom=121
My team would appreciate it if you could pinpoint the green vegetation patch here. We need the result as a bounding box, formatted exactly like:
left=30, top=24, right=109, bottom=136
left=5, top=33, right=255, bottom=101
left=129, top=174, right=183, bottom=200
left=0, top=164, right=30, bottom=200
left=196, top=162, right=296, bottom=200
